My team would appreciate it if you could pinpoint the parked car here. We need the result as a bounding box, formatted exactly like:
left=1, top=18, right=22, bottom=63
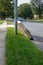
left=17, top=17, right=24, bottom=22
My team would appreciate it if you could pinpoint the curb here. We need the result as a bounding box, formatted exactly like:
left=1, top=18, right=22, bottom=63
left=17, top=21, right=33, bottom=39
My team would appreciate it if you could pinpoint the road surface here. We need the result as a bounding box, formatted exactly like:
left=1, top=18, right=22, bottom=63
left=22, top=22, right=43, bottom=51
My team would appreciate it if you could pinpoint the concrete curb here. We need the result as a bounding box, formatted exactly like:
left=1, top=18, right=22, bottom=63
left=17, top=21, right=33, bottom=39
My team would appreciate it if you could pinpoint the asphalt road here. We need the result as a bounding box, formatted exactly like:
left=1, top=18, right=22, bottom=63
left=22, top=21, right=43, bottom=51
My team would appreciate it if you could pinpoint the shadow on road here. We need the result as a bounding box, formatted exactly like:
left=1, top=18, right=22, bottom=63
left=32, top=35, right=43, bottom=42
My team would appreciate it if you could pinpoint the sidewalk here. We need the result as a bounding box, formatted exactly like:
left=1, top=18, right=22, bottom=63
left=0, top=21, right=7, bottom=65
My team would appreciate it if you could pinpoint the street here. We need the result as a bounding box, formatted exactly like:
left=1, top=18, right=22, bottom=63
left=22, top=21, right=43, bottom=50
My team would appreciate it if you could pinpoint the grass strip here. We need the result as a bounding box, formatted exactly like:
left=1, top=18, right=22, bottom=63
left=6, top=21, right=13, bottom=24
left=6, top=28, right=43, bottom=65
left=0, top=20, right=4, bottom=24
left=32, top=19, right=43, bottom=22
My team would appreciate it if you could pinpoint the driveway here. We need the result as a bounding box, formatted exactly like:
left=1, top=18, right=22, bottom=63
left=22, top=22, right=43, bottom=51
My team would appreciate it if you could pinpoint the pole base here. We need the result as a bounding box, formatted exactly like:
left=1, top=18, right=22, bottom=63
left=30, top=37, right=34, bottom=40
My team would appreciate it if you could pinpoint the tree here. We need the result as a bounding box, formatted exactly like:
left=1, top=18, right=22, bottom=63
left=0, top=0, right=14, bottom=19
left=37, top=2, right=43, bottom=18
left=31, top=0, right=43, bottom=19
left=18, top=3, right=33, bottom=19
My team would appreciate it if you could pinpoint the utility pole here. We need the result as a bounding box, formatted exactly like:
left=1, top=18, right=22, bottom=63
left=14, top=0, right=17, bottom=35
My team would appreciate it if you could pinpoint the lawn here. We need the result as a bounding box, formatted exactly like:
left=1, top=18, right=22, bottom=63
left=6, top=21, right=13, bottom=24
left=0, top=20, right=4, bottom=24
left=6, top=28, right=43, bottom=65
left=32, top=19, right=43, bottom=23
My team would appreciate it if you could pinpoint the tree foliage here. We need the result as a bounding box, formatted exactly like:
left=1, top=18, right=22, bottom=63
left=0, top=0, right=14, bottom=19
left=31, top=0, right=43, bottom=18
left=18, top=3, right=33, bottom=19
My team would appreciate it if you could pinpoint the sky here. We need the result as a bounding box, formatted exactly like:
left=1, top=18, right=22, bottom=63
left=18, top=0, right=30, bottom=6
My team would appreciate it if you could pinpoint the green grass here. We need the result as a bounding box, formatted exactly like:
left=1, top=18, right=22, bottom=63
left=0, top=20, right=4, bottom=24
left=32, top=19, right=43, bottom=23
left=6, top=28, right=43, bottom=65
left=6, top=21, right=13, bottom=24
